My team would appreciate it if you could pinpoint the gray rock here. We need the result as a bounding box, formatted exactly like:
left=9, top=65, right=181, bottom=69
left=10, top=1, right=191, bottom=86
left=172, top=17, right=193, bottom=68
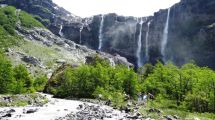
left=2, top=113, right=12, bottom=117
left=22, top=56, right=41, bottom=66
left=26, top=109, right=38, bottom=114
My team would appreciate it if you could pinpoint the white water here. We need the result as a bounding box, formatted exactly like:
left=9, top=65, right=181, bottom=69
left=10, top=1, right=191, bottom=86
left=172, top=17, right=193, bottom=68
left=0, top=93, right=128, bottom=120
left=79, top=26, right=83, bottom=44
left=161, top=8, right=171, bottom=63
left=98, top=15, right=104, bottom=51
left=145, top=20, right=151, bottom=62
left=136, top=18, right=144, bottom=68
left=59, top=25, right=64, bottom=37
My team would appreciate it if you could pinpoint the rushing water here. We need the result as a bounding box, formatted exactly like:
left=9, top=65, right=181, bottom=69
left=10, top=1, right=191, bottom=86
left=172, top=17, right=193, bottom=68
left=79, top=26, right=83, bottom=44
left=98, top=15, right=104, bottom=51
left=136, top=18, right=144, bottom=68
left=161, top=8, right=171, bottom=63
left=145, top=20, right=151, bottom=63
left=59, top=25, right=64, bottom=37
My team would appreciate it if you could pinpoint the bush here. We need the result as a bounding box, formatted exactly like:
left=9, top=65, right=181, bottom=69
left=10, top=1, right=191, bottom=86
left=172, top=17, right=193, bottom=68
left=142, top=62, right=215, bottom=112
left=19, top=11, right=45, bottom=28
left=0, top=53, right=36, bottom=94
left=0, top=54, right=15, bottom=94
left=13, top=64, right=35, bottom=93
left=33, top=75, right=48, bottom=92
left=46, top=55, right=139, bottom=104
left=3, top=24, right=15, bottom=35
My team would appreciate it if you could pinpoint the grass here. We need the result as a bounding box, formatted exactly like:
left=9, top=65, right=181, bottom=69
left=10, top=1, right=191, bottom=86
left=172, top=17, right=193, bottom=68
left=0, top=6, right=45, bottom=51
left=0, top=93, right=48, bottom=107
left=0, top=26, right=23, bottom=51
left=138, top=100, right=215, bottom=120
left=19, top=11, right=45, bottom=28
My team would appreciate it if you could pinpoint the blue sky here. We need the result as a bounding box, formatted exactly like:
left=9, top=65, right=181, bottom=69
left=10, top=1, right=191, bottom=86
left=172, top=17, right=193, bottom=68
left=53, top=0, right=180, bottom=17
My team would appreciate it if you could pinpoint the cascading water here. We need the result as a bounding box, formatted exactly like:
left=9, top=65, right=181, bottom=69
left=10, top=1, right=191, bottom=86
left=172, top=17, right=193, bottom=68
left=136, top=18, right=144, bottom=68
left=59, top=25, right=64, bottom=37
left=79, top=26, right=83, bottom=44
left=145, top=20, right=151, bottom=62
left=161, top=8, right=171, bottom=63
left=98, top=15, right=104, bottom=51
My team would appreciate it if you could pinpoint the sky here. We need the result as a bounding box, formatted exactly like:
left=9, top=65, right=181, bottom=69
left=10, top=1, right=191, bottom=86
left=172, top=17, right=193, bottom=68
left=53, top=0, right=180, bottom=18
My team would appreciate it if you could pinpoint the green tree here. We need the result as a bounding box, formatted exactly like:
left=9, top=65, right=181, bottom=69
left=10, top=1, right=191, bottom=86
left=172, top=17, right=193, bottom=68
left=13, top=64, right=34, bottom=93
left=0, top=54, right=14, bottom=94
left=34, top=75, right=48, bottom=92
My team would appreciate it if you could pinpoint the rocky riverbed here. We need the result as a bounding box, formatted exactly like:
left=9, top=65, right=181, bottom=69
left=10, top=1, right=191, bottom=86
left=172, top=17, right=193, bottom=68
left=0, top=94, right=145, bottom=120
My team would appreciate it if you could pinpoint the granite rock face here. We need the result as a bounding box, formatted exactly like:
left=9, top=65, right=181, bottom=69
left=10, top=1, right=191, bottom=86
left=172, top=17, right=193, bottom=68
left=1, top=0, right=215, bottom=69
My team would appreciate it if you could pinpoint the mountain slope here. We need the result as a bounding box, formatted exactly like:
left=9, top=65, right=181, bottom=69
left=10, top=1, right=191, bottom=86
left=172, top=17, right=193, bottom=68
left=2, top=0, right=215, bottom=69
left=0, top=5, right=132, bottom=78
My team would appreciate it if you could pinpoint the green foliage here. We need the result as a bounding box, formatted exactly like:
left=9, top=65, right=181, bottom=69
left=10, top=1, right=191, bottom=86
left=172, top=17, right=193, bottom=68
left=13, top=64, right=35, bottom=94
left=33, top=75, right=48, bottom=92
left=19, top=11, right=45, bottom=28
left=0, top=53, right=37, bottom=94
left=47, top=55, right=139, bottom=106
left=0, top=54, right=14, bottom=94
left=0, top=6, right=45, bottom=50
left=142, top=62, right=215, bottom=113
left=0, top=6, right=18, bottom=30
left=33, top=15, right=50, bottom=26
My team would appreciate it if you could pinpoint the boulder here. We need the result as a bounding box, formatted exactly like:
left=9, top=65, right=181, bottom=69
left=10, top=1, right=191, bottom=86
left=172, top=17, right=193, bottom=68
left=2, top=113, right=12, bottom=117
left=26, top=109, right=38, bottom=114
left=22, top=56, right=41, bottom=66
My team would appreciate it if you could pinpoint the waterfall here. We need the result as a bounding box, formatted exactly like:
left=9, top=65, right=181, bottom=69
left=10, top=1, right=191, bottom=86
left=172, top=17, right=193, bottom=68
left=98, top=15, right=104, bottom=51
left=136, top=18, right=144, bottom=68
left=161, top=8, right=171, bottom=63
left=145, top=20, right=151, bottom=62
left=59, top=25, right=64, bottom=37
left=79, top=26, right=83, bottom=44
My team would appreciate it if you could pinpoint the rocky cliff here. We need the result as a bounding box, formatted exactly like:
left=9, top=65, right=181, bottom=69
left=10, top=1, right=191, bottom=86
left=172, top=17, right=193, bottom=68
left=1, top=0, right=215, bottom=69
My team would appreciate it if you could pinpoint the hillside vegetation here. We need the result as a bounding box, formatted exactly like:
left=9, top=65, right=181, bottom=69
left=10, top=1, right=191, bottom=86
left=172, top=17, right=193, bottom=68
left=0, top=6, right=47, bottom=94
left=0, top=6, right=44, bottom=51
left=46, top=56, right=215, bottom=115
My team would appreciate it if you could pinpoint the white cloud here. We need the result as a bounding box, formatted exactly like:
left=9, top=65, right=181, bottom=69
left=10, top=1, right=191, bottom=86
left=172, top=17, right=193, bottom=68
left=53, top=0, right=180, bottom=17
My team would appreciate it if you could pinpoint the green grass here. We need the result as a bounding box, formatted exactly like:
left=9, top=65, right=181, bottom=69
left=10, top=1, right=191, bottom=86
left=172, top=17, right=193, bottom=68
left=0, top=6, right=45, bottom=51
left=0, top=93, right=48, bottom=107
left=19, top=11, right=45, bottom=28
left=139, top=100, right=215, bottom=120
left=0, top=26, right=23, bottom=51
left=13, top=40, right=64, bottom=67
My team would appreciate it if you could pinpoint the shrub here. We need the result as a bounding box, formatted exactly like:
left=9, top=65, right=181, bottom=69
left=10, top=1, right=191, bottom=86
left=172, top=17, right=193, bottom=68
left=13, top=64, right=35, bottom=93
left=0, top=54, right=14, bottom=94
left=33, top=75, right=48, bottom=92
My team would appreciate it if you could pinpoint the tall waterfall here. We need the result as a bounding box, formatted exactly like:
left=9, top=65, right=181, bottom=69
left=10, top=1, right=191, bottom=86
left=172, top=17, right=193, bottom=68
left=136, top=18, right=144, bottom=68
left=59, top=25, right=64, bottom=37
left=161, top=8, right=171, bottom=63
left=79, top=26, right=83, bottom=44
left=98, top=15, right=104, bottom=51
left=145, top=20, right=151, bottom=62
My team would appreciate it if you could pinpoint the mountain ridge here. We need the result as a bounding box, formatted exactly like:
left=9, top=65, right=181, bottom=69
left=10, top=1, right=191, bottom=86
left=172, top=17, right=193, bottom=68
left=1, top=0, right=215, bottom=70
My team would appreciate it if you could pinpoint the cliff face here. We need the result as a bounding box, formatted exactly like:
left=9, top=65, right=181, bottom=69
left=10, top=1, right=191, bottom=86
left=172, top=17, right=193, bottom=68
left=81, top=0, right=215, bottom=68
left=1, top=0, right=215, bottom=69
